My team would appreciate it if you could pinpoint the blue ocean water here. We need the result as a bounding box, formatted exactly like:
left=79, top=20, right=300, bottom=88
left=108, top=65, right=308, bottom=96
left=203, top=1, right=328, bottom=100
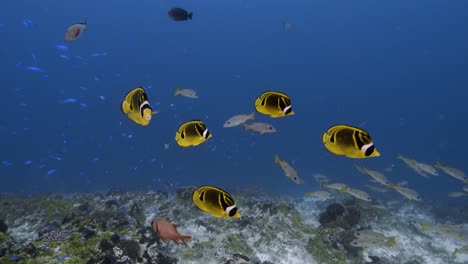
left=1, top=0, right=467, bottom=206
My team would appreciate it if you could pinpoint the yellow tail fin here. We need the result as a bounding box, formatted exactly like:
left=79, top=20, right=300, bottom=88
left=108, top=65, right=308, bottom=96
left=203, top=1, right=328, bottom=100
left=434, top=162, right=442, bottom=168
left=386, top=237, right=397, bottom=247
left=243, top=123, right=249, bottom=131
left=249, top=112, right=255, bottom=120
left=174, top=88, right=180, bottom=96
left=339, top=187, right=348, bottom=193
left=386, top=182, right=395, bottom=189
left=274, top=155, right=280, bottom=164
left=452, top=248, right=459, bottom=257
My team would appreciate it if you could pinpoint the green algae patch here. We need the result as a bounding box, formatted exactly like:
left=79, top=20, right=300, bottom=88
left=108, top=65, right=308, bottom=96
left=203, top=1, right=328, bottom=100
left=305, top=235, right=347, bottom=264
left=223, top=234, right=253, bottom=256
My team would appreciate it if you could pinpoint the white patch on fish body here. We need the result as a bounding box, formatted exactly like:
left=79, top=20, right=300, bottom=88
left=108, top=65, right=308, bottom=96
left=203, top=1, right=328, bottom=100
left=226, top=204, right=236, bottom=215
left=361, top=143, right=373, bottom=154
left=283, top=105, right=292, bottom=114
left=202, top=128, right=209, bottom=139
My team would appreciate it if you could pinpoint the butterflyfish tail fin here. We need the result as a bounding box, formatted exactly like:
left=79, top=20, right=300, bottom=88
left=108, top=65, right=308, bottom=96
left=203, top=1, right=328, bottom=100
left=386, top=237, right=397, bottom=247
left=274, top=155, right=280, bottom=164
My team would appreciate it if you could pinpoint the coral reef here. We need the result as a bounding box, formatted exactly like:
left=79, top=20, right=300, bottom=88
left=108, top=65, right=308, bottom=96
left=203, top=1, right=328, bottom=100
left=0, top=188, right=466, bottom=263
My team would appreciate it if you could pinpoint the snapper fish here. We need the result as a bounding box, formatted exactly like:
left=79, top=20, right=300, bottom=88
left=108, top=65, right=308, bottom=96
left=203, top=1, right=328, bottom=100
left=151, top=218, right=191, bottom=247
left=243, top=122, right=276, bottom=134
left=174, top=88, right=198, bottom=99
left=350, top=229, right=396, bottom=248
left=274, top=154, right=303, bottom=184
left=65, top=21, right=87, bottom=41
left=355, top=165, right=394, bottom=187
left=192, top=186, right=240, bottom=218
left=175, top=120, right=212, bottom=147
left=322, top=125, right=380, bottom=159
left=390, top=184, right=422, bottom=201
left=254, top=91, right=294, bottom=118
left=397, top=154, right=433, bottom=178
left=344, top=188, right=372, bottom=202
left=305, top=190, right=333, bottom=199
left=420, top=222, right=468, bottom=242
left=435, top=162, right=467, bottom=183
left=323, top=183, right=349, bottom=192
left=121, top=87, right=158, bottom=126
left=223, top=113, right=255, bottom=128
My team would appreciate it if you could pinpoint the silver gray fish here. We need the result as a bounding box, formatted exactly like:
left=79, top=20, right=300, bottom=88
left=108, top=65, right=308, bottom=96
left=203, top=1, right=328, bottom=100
left=350, top=230, right=397, bottom=248
left=223, top=113, right=255, bottom=128
left=174, top=88, right=198, bottom=99
left=243, top=122, right=276, bottom=134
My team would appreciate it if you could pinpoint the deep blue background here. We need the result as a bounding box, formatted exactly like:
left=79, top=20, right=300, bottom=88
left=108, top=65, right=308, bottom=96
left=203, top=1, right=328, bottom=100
left=1, top=0, right=467, bottom=205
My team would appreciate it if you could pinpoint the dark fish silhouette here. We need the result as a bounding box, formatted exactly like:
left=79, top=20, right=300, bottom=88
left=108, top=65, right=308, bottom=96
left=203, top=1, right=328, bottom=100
left=168, top=8, right=193, bottom=21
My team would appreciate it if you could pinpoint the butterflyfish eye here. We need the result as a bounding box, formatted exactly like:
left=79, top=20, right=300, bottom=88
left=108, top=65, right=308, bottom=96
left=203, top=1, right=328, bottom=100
left=365, top=145, right=375, bottom=156
left=228, top=207, right=238, bottom=217
left=180, top=131, right=185, bottom=139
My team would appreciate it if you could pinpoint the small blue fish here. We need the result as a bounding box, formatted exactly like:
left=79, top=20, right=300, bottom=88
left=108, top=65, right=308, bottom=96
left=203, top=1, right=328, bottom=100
left=24, top=160, right=32, bottom=165
left=90, top=53, right=100, bottom=57
left=92, top=157, right=100, bottom=162
left=63, top=98, right=78, bottom=104
left=100, top=52, right=108, bottom=56
left=79, top=86, right=88, bottom=91
left=25, top=66, right=42, bottom=72
left=59, top=54, right=70, bottom=60
left=1, top=161, right=12, bottom=167
left=79, top=103, right=88, bottom=108
left=99, top=95, right=105, bottom=100
left=55, top=44, right=68, bottom=51
left=47, top=169, right=57, bottom=175
left=127, top=134, right=133, bottom=139
left=51, top=156, right=62, bottom=161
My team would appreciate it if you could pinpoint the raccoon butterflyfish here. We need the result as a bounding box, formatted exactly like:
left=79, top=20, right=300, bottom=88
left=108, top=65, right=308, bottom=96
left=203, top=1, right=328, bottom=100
left=254, top=91, right=294, bottom=118
left=175, top=120, right=212, bottom=147
left=121, top=87, right=158, bottom=126
left=322, top=125, right=380, bottom=159
left=192, top=186, right=241, bottom=218
left=65, top=22, right=87, bottom=41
